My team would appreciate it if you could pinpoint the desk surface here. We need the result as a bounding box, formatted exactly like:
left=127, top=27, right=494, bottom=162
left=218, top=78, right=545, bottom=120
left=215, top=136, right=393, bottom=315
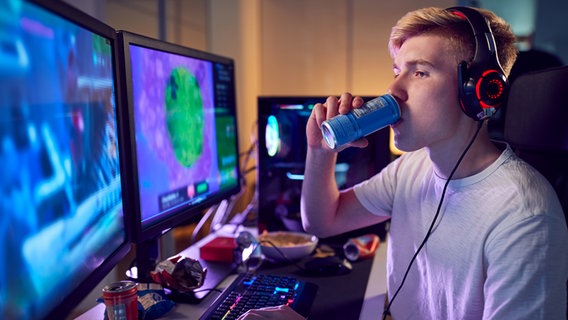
left=76, top=225, right=387, bottom=320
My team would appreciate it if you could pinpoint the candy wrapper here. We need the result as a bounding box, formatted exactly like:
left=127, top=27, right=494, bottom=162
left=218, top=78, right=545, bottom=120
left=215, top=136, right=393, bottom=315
left=150, top=255, right=206, bottom=293
left=137, top=283, right=175, bottom=320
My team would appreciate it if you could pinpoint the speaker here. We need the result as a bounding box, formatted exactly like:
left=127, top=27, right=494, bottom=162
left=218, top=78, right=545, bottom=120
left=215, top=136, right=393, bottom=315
left=447, top=6, right=508, bottom=121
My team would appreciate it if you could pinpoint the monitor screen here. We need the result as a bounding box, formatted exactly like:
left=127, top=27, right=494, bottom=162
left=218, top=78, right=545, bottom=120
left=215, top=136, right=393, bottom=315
left=117, top=31, right=241, bottom=279
left=1, top=0, right=129, bottom=319
left=257, top=96, right=392, bottom=240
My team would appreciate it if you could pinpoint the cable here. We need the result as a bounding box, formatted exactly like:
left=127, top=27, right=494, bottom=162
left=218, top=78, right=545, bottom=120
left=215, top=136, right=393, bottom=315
left=192, top=287, right=223, bottom=294
left=382, top=121, right=484, bottom=319
left=191, top=204, right=219, bottom=244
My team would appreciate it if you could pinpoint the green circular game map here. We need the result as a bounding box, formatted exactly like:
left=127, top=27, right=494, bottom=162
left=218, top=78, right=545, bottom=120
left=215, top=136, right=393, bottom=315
left=165, top=67, right=204, bottom=167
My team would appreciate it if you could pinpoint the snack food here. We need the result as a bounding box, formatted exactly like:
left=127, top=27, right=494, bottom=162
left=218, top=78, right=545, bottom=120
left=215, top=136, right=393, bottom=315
left=258, top=230, right=313, bottom=247
left=258, top=231, right=318, bottom=261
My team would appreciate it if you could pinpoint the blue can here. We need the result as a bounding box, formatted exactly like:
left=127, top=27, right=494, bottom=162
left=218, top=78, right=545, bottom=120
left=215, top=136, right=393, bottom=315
left=321, top=94, right=401, bottom=149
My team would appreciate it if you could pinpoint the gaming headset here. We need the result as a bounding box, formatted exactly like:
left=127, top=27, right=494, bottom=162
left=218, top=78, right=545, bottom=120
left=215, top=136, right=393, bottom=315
left=447, top=6, right=509, bottom=121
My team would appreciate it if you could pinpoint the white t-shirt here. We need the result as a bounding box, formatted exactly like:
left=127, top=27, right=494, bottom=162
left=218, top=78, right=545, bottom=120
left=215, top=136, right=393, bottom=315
left=354, top=146, right=568, bottom=319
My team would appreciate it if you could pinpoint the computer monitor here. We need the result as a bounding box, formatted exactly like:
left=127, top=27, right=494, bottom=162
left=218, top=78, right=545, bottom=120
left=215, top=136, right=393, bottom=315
left=1, top=0, right=130, bottom=318
left=257, top=96, right=392, bottom=241
left=117, top=31, right=242, bottom=281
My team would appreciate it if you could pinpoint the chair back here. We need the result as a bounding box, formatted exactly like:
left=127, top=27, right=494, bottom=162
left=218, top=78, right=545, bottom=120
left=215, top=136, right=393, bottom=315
left=504, top=65, right=568, bottom=224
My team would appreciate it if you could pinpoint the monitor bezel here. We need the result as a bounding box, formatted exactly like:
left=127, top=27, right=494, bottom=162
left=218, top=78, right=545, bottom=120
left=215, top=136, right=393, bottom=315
left=20, top=0, right=131, bottom=319
left=117, top=30, right=242, bottom=245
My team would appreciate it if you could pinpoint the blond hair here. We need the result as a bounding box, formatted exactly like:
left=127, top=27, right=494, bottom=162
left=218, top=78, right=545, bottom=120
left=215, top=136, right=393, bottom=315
left=389, top=7, right=518, bottom=76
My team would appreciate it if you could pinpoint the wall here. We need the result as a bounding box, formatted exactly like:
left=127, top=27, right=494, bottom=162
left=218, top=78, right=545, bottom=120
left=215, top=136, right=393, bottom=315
left=104, top=0, right=207, bottom=49
left=533, top=0, right=568, bottom=62
left=462, top=0, right=568, bottom=63
left=258, top=0, right=455, bottom=96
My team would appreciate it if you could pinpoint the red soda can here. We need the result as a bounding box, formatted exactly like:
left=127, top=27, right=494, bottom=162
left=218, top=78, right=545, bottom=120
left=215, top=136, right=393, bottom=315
left=102, top=280, right=139, bottom=320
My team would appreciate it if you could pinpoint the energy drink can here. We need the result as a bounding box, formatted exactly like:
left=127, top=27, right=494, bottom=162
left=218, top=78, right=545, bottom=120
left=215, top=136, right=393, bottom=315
left=102, top=280, right=138, bottom=320
left=321, top=94, right=400, bottom=149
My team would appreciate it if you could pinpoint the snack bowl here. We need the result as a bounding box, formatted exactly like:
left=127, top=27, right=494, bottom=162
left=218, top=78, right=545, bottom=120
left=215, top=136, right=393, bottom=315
left=258, top=231, right=318, bottom=261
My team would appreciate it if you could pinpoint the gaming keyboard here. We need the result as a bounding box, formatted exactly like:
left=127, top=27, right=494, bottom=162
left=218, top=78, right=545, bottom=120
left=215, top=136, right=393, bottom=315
left=199, top=272, right=318, bottom=320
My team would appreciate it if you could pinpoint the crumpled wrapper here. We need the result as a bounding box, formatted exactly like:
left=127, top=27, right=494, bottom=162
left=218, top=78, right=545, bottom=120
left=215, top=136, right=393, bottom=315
left=150, top=255, right=206, bottom=293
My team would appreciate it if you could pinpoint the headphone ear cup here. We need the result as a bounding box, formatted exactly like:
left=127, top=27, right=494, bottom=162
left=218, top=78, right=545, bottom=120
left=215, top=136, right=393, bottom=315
left=457, top=61, right=480, bottom=120
left=457, top=61, right=508, bottom=121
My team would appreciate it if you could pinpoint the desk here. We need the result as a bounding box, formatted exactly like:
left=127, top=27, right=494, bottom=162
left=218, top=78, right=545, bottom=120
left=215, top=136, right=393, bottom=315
left=76, top=225, right=387, bottom=320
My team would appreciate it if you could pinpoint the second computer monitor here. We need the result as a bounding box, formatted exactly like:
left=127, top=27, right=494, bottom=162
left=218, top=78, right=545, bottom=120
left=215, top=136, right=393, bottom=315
left=117, top=31, right=241, bottom=279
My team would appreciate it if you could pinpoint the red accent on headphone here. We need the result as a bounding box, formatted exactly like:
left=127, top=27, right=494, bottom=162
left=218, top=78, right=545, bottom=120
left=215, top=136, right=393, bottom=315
left=476, top=69, right=505, bottom=110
